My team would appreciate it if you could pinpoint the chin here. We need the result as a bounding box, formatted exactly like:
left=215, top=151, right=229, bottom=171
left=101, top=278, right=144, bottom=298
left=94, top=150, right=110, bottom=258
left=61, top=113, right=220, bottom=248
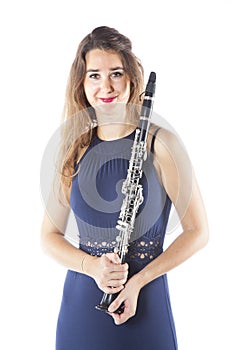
left=95, top=103, right=127, bottom=124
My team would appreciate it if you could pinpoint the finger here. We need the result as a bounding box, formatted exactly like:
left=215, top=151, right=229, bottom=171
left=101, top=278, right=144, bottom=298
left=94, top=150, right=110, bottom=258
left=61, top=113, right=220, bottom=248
left=105, top=280, right=124, bottom=289
left=105, top=252, right=121, bottom=264
left=110, top=309, right=129, bottom=325
left=109, top=271, right=128, bottom=282
left=110, top=313, right=122, bottom=325
left=102, top=265, right=128, bottom=282
left=108, top=295, right=124, bottom=313
left=107, top=311, right=122, bottom=325
left=103, top=285, right=124, bottom=294
left=112, top=253, right=121, bottom=264
left=102, top=255, right=128, bottom=274
left=101, top=269, right=127, bottom=284
left=111, top=301, right=133, bottom=325
left=110, top=263, right=129, bottom=273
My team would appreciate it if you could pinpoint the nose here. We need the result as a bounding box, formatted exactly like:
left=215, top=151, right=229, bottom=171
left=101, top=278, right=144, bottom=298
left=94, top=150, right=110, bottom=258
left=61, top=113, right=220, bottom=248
left=100, top=77, right=114, bottom=93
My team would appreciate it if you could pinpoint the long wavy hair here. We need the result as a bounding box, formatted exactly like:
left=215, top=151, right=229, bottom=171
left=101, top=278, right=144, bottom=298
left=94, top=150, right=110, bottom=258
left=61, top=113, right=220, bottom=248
left=56, top=26, right=144, bottom=203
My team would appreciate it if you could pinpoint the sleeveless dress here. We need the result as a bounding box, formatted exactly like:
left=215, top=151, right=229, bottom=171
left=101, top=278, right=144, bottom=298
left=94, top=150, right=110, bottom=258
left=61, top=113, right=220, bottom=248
left=56, top=129, right=178, bottom=350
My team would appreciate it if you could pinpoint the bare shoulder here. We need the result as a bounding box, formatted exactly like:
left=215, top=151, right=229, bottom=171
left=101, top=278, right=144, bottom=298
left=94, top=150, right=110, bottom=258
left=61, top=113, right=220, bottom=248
left=147, top=123, right=161, bottom=151
left=148, top=124, right=177, bottom=147
left=155, top=127, right=181, bottom=150
left=153, top=127, right=189, bottom=164
left=62, top=144, right=89, bottom=201
left=149, top=126, right=208, bottom=238
left=152, top=127, right=193, bottom=202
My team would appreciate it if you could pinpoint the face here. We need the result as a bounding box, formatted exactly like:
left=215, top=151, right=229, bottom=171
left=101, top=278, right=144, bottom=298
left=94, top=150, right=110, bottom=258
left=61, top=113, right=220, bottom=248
left=83, top=49, right=130, bottom=111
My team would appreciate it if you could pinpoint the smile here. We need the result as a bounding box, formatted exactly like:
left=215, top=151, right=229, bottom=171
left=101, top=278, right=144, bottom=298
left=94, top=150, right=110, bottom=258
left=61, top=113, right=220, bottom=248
left=99, top=97, right=117, bottom=103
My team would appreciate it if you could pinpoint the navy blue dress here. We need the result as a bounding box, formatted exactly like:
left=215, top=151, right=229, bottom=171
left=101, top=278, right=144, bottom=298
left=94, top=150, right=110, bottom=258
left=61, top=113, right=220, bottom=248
left=56, top=129, right=178, bottom=350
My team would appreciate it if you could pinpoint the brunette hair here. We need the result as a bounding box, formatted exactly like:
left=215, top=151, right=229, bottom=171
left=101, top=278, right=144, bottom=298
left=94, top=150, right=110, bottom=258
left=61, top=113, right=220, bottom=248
left=57, top=26, right=144, bottom=202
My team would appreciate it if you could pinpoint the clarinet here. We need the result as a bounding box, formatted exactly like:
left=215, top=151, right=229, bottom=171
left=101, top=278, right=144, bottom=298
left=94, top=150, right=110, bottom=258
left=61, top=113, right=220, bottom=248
left=95, top=72, right=156, bottom=314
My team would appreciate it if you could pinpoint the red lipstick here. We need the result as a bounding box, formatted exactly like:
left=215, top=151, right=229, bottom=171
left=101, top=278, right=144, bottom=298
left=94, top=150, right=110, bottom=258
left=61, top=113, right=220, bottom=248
left=99, top=97, right=117, bottom=103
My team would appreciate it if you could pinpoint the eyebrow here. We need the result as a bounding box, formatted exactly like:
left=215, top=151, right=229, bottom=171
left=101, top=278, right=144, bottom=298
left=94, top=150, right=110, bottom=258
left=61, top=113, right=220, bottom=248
left=86, top=67, right=125, bottom=73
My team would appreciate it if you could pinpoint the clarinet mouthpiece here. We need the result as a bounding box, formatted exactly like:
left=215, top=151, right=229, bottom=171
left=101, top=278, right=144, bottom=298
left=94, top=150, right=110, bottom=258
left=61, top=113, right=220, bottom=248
left=149, top=71, right=156, bottom=83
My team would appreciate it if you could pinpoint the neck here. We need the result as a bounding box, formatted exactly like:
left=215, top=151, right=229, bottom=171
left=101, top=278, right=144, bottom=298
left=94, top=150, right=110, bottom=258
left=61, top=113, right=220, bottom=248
left=95, top=103, right=136, bottom=141
left=97, top=123, right=135, bottom=141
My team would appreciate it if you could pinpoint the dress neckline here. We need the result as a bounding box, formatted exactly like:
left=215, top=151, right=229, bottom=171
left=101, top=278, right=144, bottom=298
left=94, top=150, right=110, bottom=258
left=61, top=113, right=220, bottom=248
left=96, top=128, right=136, bottom=143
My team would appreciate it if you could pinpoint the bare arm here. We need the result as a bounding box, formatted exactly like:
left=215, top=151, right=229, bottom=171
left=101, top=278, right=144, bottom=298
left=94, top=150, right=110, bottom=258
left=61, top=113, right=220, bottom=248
left=41, top=200, right=85, bottom=272
left=109, top=128, right=209, bottom=323
left=41, top=187, right=128, bottom=294
left=136, top=128, right=209, bottom=285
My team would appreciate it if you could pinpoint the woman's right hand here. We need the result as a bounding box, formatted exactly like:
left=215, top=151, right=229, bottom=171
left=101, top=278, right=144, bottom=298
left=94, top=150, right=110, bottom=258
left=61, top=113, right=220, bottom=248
left=85, top=253, right=128, bottom=294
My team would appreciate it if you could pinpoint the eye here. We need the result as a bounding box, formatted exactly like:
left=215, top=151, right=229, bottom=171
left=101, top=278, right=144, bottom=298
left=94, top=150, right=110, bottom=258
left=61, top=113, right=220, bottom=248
left=89, top=73, right=100, bottom=80
left=111, top=71, right=124, bottom=79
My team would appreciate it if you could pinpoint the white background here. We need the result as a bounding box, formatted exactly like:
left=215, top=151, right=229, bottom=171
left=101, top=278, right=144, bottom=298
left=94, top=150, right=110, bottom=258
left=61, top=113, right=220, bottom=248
left=0, top=0, right=232, bottom=349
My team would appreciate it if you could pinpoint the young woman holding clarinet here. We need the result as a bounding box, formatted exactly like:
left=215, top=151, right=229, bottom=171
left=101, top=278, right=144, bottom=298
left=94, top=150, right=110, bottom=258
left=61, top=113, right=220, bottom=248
left=41, top=26, right=209, bottom=349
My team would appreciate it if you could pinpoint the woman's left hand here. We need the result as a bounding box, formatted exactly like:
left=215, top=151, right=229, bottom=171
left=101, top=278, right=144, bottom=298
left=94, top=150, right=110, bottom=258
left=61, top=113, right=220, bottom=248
left=107, top=275, right=141, bottom=325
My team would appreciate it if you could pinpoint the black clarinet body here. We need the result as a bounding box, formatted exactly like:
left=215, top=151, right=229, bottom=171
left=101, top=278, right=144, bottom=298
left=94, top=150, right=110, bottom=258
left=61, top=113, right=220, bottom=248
left=95, top=72, right=156, bottom=314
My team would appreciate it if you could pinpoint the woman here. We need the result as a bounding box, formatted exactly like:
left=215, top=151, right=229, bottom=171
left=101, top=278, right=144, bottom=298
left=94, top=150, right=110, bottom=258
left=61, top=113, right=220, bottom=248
left=41, top=26, right=209, bottom=349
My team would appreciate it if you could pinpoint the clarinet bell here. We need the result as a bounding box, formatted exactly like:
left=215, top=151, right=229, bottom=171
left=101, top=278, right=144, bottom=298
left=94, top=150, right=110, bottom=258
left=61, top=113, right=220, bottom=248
left=95, top=292, right=125, bottom=314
